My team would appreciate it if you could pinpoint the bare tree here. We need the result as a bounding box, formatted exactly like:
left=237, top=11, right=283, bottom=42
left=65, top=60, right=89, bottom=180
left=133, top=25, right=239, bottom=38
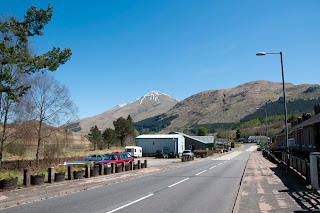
left=22, top=72, right=77, bottom=167
left=0, top=69, right=30, bottom=165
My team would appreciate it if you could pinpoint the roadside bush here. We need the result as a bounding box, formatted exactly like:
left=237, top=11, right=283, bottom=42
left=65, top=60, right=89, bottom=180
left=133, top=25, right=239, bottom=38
left=44, top=143, right=63, bottom=158
left=6, top=141, right=27, bottom=156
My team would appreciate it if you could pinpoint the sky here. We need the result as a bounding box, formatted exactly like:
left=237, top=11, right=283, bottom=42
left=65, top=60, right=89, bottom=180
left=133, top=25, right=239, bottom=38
left=1, top=0, right=320, bottom=120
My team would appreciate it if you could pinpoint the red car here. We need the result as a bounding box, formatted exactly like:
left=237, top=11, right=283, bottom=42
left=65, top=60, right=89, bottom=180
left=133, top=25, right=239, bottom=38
left=94, top=152, right=134, bottom=168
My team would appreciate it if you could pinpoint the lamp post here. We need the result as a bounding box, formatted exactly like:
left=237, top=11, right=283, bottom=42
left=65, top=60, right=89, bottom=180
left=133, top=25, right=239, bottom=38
left=256, top=51, right=289, bottom=172
left=257, top=106, right=268, bottom=153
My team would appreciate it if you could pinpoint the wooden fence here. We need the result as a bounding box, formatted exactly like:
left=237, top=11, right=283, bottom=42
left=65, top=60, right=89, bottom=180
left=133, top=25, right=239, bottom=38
left=269, top=151, right=310, bottom=184
left=1, top=156, right=86, bottom=170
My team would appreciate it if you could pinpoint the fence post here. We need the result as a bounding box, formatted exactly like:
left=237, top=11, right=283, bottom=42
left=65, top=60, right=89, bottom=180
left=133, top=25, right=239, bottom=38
left=144, top=160, right=147, bottom=168
left=122, top=162, right=125, bottom=172
left=99, top=164, right=104, bottom=175
left=130, top=161, right=134, bottom=170
left=111, top=163, right=116, bottom=173
left=138, top=160, right=141, bottom=169
left=23, top=168, right=31, bottom=187
left=85, top=164, right=90, bottom=178
left=48, top=167, right=55, bottom=183
left=68, top=165, right=73, bottom=180
left=309, top=152, right=320, bottom=190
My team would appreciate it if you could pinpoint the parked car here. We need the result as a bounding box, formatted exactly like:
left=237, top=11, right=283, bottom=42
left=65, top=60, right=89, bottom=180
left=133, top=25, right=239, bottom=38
left=94, top=152, right=134, bottom=168
left=168, top=152, right=177, bottom=158
left=155, top=150, right=168, bottom=158
left=85, top=154, right=106, bottom=161
left=182, top=150, right=194, bottom=157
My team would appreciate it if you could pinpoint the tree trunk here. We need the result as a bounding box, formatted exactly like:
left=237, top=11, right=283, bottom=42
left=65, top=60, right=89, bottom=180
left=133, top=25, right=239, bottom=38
left=0, top=98, right=10, bottom=168
left=36, top=120, right=43, bottom=168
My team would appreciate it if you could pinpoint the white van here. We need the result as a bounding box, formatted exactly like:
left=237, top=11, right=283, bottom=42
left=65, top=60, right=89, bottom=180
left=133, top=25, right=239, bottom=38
left=125, top=146, right=142, bottom=158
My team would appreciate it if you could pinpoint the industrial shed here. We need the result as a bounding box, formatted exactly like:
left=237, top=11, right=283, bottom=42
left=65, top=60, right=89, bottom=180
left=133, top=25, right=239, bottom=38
left=135, top=134, right=185, bottom=157
left=169, top=132, right=214, bottom=150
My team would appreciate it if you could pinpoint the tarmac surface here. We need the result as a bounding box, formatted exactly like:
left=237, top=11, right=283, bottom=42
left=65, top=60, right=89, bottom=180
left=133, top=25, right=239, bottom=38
left=0, top=156, right=209, bottom=210
left=2, top=148, right=320, bottom=212
left=234, top=151, right=320, bottom=213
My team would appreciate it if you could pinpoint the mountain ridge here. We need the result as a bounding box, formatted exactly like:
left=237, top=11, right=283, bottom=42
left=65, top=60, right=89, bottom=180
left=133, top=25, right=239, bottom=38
left=65, top=91, right=181, bottom=133
left=137, top=81, right=320, bottom=133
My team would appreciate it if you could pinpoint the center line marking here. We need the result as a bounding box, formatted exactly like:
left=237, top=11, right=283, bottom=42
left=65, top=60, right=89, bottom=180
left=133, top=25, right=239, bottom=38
left=168, top=178, right=190, bottom=188
left=218, top=163, right=223, bottom=165
left=195, top=170, right=207, bottom=176
left=210, top=166, right=216, bottom=169
left=106, top=194, right=154, bottom=213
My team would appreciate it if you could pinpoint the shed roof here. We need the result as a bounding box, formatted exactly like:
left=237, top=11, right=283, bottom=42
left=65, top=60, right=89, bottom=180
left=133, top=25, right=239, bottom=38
left=169, top=131, right=214, bottom=144
left=136, top=134, right=182, bottom=139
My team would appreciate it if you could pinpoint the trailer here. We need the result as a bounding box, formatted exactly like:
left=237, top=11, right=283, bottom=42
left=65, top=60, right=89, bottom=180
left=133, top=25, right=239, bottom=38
left=124, top=146, right=142, bottom=157
left=135, top=134, right=185, bottom=157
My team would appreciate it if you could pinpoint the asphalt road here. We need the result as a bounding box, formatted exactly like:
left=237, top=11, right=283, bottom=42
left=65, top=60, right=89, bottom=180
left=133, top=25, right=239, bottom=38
left=1, top=144, right=256, bottom=213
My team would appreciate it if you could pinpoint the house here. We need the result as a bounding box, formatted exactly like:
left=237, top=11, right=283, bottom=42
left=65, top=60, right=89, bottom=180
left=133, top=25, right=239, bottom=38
left=135, top=134, right=185, bottom=157
left=169, top=131, right=214, bottom=150
left=214, top=138, right=225, bottom=150
left=247, top=136, right=270, bottom=143
left=276, top=104, right=320, bottom=153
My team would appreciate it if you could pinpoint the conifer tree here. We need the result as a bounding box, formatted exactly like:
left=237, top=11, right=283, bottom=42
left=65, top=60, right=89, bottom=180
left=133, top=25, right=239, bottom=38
left=86, top=125, right=102, bottom=150
left=0, top=4, right=72, bottom=166
left=102, top=128, right=117, bottom=149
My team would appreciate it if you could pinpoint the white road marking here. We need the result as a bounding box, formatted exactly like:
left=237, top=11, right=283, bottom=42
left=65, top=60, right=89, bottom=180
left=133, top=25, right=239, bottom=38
left=106, top=194, right=154, bottom=213
left=195, top=170, right=207, bottom=176
left=212, top=151, right=243, bottom=161
left=168, top=178, right=190, bottom=188
left=209, top=166, right=216, bottom=169
left=245, top=145, right=258, bottom=151
left=224, top=161, right=228, bottom=163
left=218, top=163, right=223, bottom=165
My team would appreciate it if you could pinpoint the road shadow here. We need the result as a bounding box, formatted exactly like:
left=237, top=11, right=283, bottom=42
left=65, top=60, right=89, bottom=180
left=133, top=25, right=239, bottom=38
left=268, top=157, right=320, bottom=212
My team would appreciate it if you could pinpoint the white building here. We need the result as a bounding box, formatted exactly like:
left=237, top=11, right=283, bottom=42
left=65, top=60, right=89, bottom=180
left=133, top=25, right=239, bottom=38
left=135, top=134, right=185, bottom=157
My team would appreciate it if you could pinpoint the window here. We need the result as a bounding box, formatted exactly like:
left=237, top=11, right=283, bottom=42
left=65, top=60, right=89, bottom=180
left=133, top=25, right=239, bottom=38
left=126, top=149, right=132, bottom=152
left=189, top=145, right=193, bottom=149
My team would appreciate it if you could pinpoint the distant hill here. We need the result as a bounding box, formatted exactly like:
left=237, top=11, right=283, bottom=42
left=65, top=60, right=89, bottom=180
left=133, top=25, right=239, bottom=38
left=135, top=81, right=320, bottom=133
left=64, top=91, right=181, bottom=133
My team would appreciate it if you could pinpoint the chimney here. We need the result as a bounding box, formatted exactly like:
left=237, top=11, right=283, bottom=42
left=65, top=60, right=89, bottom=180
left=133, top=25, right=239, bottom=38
left=302, top=113, right=311, bottom=122
left=297, top=117, right=303, bottom=124
left=315, top=104, right=320, bottom=115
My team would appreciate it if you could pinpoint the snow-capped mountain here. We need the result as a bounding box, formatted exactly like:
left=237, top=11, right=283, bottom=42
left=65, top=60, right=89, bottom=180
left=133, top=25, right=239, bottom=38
left=65, top=91, right=181, bottom=133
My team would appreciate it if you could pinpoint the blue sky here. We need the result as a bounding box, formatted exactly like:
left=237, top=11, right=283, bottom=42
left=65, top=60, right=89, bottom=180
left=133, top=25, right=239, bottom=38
left=1, top=0, right=320, bottom=119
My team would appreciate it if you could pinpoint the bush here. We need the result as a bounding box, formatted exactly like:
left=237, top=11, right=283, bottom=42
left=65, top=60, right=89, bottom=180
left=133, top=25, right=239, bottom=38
left=6, top=141, right=27, bottom=156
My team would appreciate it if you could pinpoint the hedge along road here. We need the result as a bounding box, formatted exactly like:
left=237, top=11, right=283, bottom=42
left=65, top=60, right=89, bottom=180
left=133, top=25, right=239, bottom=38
left=0, top=144, right=256, bottom=213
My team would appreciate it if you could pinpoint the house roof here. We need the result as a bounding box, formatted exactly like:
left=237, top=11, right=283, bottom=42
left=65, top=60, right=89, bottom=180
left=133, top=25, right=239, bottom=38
left=169, top=131, right=214, bottom=144
left=290, top=113, right=320, bottom=133
left=278, top=113, right=320, bottom=136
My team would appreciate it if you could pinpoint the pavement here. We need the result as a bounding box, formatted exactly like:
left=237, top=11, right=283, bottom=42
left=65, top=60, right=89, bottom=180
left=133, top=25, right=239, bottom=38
left=234, top=151, right=320, bottom=213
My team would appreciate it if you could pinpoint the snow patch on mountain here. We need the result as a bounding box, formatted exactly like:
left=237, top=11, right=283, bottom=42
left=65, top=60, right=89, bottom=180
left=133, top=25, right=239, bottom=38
left=138, top=91, right=181, bottom=104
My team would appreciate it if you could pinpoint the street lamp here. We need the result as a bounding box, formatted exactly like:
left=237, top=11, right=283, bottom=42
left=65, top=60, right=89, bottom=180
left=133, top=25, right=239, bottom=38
left=257, top=107, right=268, bottom=153
left=256, top=51, right=289, bottom=172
